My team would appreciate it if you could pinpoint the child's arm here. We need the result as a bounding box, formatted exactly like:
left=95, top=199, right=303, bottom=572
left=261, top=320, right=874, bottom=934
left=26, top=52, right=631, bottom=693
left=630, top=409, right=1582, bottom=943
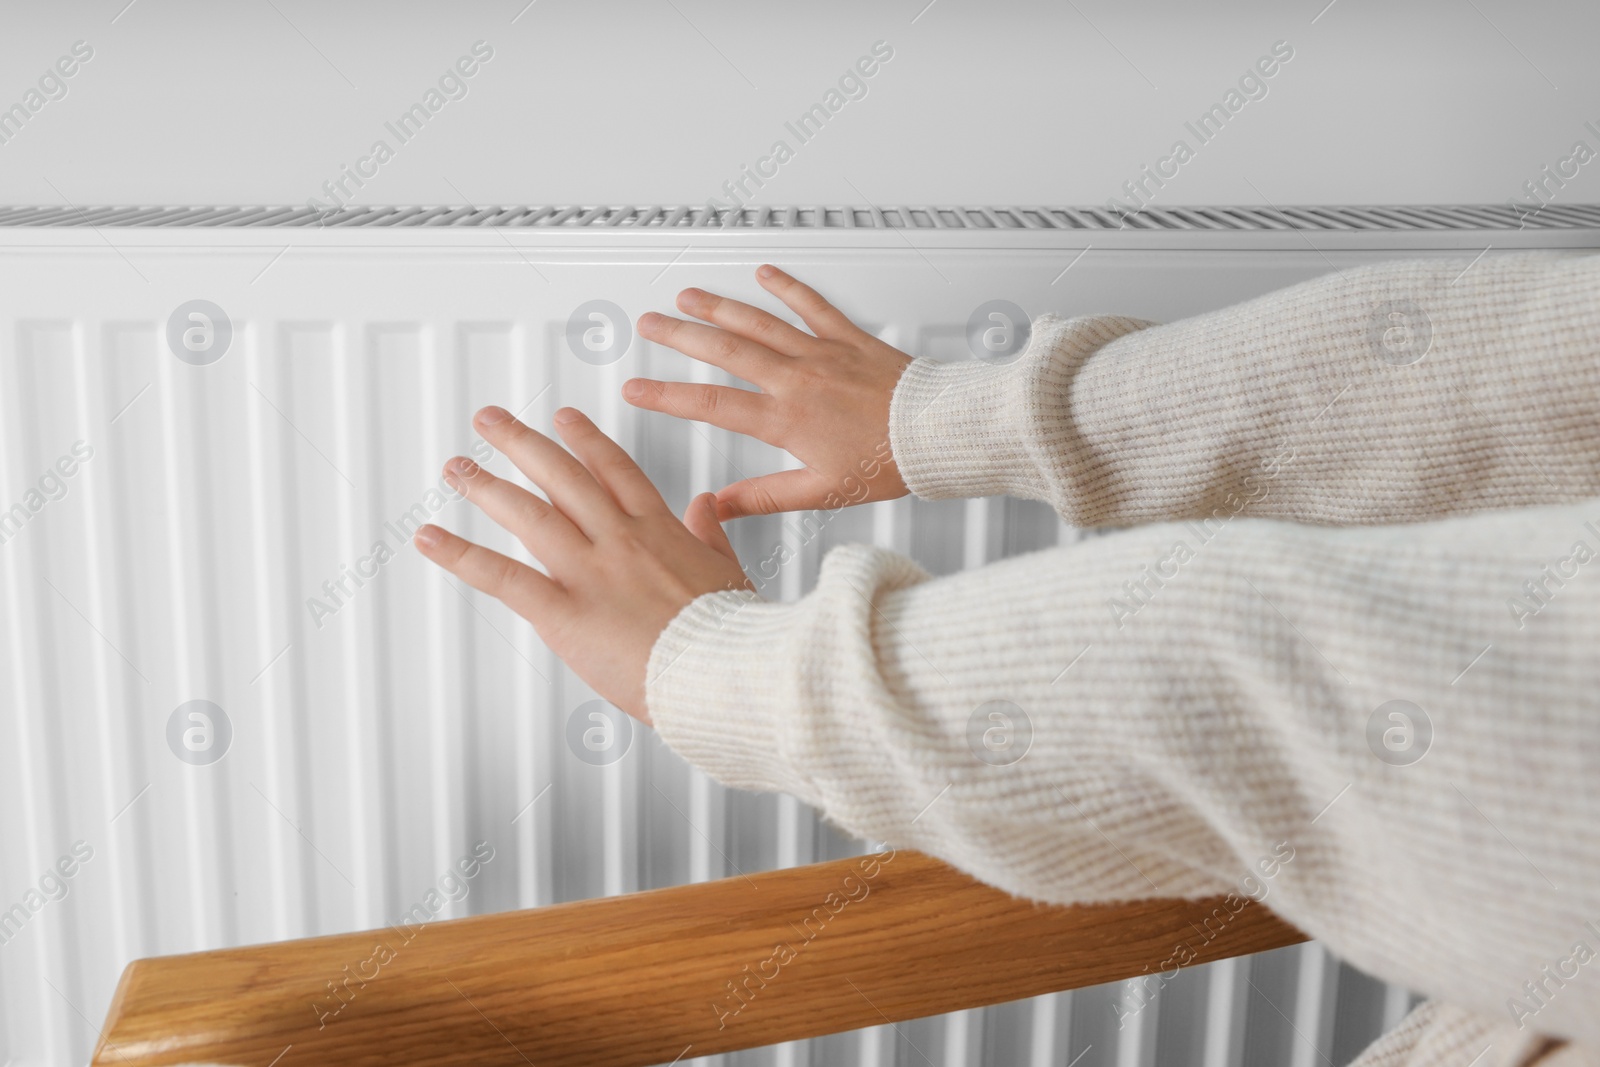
left=632, top=253, right=1600, bottom=527
left=417, top=401, right=1600, bottom=1049
left=643, top=498, right=1600, bottom=1043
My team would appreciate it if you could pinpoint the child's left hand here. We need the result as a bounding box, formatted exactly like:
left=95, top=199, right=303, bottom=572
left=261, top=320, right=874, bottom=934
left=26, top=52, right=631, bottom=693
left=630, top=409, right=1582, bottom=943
left=414, top=405, right=753, bottom=724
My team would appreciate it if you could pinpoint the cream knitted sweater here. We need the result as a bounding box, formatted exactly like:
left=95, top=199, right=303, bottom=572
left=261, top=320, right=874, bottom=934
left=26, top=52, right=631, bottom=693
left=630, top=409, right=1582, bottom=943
left=645, top=252, right=1600, bottom=1065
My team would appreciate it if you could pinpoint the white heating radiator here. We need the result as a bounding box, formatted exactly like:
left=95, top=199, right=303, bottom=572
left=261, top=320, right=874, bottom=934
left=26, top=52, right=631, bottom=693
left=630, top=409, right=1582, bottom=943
left=2, top=204, right=1597, bottom=1067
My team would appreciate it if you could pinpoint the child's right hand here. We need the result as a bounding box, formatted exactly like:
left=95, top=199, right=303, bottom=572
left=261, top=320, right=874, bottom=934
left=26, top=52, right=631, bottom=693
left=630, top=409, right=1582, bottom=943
left=627, top=265, right=914, bottom=520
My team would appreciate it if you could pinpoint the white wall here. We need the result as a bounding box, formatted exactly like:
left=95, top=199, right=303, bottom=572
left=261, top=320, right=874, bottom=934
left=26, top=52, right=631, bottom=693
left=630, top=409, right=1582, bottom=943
left=0, top=0, right=1596, bottom=210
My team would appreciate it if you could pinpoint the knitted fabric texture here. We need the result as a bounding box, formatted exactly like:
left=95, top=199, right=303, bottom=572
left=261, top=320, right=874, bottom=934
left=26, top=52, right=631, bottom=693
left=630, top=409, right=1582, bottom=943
left=646, top=251, right=1600, bottom=1064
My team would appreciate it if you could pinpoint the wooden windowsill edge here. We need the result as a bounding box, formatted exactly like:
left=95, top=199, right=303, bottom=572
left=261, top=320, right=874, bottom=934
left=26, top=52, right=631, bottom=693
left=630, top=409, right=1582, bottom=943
left=94, top=849, right=1306, bottom=1067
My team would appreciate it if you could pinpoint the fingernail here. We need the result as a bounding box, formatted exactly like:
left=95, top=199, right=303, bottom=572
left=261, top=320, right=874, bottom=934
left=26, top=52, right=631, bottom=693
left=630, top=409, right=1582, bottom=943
left=638, top=312, right=661, bottom=331
left=415, top=525, right=442, bottom=547
left=622, top=379, right=644, bottom=400
left=478, top=405, right=511, bottom=425
left=679, top=287, right=704, bottom=303
left=757, top=264, right=777, bottom=279
left=448, top=456, right=480, bottom=477
left=553, top=407, right=580, bottom=424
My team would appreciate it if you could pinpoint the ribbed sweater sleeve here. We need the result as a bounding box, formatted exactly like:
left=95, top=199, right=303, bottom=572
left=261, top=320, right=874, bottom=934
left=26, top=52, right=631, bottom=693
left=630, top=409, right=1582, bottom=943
left=647, top=499, right=1600, bottom=1049
left=646, top=251, right=1600, bottom=1060
left=888, top=252, right=1600, bottom=527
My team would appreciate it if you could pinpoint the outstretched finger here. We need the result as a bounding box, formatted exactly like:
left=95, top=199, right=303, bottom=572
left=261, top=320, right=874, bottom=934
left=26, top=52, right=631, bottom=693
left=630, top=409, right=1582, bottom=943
left=754, top=265, right=865, bottom=342
left=414, top=524, right=569, bottom=626
left=714, top=468, right=839, bottom=520
left=621, top=378, right=776, bottom=441
left=473, top=406, right=623, bottom=539
left=636, top=313, right=789, bottom=386
left=442, top=455, right=591, bottom=566
left=549, top=407, right=671, bottom=518
left=676, top=286, right=819, bottom=356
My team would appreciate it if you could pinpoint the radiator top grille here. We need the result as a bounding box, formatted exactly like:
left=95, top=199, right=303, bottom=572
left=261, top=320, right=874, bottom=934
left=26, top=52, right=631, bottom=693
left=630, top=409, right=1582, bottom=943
left=0, top=203, right=1595, bottom=230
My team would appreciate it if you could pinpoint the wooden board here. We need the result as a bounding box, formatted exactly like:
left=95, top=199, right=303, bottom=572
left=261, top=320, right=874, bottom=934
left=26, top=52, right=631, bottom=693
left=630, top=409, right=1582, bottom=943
left=94, top=849, right=1306, bottom=1066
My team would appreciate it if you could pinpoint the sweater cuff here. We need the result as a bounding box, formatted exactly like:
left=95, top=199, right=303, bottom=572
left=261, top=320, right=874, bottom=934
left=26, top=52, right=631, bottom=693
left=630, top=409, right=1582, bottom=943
left=887, top=313, right=1153, bottom=502
left=644, top=589, right=819, bottom=801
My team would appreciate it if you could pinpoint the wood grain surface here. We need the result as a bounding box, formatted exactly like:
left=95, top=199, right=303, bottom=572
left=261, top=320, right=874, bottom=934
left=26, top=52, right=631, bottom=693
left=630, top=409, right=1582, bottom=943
left=94, top=849, right=1306, bottom=1066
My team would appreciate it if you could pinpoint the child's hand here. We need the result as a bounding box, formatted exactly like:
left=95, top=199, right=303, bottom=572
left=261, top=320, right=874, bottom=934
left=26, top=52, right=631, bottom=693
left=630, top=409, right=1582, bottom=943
left=414, top=405, right=752, bottom=724
left=628, top=265, right=914, bottom=520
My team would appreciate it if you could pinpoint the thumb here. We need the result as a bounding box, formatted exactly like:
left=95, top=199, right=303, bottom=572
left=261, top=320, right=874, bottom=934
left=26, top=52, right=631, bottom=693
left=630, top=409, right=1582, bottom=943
left=714, top=468, right=834, bottom=520
left=684, top=491, right=739, bottom=564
